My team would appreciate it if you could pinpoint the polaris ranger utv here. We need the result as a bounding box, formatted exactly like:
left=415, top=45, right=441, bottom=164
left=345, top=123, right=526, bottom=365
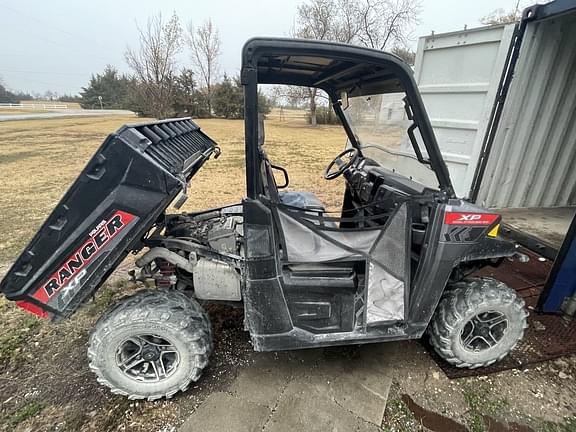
left=0, top=38, right=528, bottom=400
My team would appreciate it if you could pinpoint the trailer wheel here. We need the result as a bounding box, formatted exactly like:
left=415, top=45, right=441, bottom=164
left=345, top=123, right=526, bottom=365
left=428, top=277, right=528, bottom=369
left=88, top=290, right=212, bottom=400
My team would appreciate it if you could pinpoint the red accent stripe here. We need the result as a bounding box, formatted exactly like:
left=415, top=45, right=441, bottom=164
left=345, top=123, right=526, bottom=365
left=16, top=300, right=48, bottom=318
left=444, top=212, right=499, bottom=226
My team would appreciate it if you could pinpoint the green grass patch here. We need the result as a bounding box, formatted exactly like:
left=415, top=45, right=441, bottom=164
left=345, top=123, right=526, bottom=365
left=9, top=401, right=44, bottom=425
left=0, top=332, right=26, bottom=363
left=0, top=314, right=42, bottom=363
left=462, top=382, right=510, bottom=432
left=383, top=397, right=418, bottom=432
left=536, top=417, right=576, bottom=432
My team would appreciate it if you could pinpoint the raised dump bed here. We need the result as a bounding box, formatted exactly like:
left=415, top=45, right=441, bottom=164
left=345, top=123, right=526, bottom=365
left=0, top=118, right=217, bottom=320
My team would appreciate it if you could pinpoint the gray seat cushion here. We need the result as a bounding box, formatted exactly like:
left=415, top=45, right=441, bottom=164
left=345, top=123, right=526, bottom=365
left=278, top=191, right=339, bottom=228
left=279, top=191, right=326, bottom=211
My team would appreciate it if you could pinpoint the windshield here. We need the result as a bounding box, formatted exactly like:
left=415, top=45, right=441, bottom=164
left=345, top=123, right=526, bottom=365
left=342, top=92, right=440, bottom=190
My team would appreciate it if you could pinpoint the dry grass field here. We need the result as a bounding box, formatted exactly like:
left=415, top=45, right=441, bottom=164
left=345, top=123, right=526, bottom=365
left=0, top=113, right=345, bottom=265
left=0, top=109, right=47, bottom=114
left=0, top=114, right=575, bottom=432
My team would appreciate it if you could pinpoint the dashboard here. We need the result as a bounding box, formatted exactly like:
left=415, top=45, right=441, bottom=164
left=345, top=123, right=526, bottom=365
left=342, top=158, right=437, bottom=226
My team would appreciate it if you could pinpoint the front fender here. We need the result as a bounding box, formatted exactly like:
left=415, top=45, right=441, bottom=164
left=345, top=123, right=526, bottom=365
left=459, top=236, right=518, bottom=263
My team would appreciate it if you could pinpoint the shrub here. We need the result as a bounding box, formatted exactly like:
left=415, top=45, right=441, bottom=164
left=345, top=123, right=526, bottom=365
left=306, top=106, right=340, bottom=125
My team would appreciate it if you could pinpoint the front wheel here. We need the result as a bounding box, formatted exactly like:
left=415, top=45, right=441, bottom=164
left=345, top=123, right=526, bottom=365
left=428, top=277, right=528, bottom=369
left=88, top=290, right=212, bottom=400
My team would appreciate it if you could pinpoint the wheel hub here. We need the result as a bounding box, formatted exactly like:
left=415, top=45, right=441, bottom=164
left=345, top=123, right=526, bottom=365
left=142, top=348, right=160, bottom=361
left=115, top=334, right=180, bottom=382
left=460, top=311, right=508, bottom=352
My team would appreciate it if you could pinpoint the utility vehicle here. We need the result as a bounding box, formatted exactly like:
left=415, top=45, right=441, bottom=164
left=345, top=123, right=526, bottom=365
left=0, top=38, right=528, bottom=400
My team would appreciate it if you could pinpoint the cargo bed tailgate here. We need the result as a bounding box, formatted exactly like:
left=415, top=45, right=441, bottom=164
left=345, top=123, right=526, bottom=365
left=0, top=118, right=217, bottom=319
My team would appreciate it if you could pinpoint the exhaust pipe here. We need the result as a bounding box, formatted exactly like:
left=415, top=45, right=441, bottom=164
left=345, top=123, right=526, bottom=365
left=136, top=247, right=197, bottom=273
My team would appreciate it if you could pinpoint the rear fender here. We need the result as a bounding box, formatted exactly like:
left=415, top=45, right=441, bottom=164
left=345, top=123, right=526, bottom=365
left=442, top=201, right=519, bottom=263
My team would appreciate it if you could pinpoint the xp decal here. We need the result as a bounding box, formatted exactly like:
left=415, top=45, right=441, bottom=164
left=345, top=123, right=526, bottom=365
left=32, top=210, right=135, bottom=304
left=444, top=212, right=499, bottom=226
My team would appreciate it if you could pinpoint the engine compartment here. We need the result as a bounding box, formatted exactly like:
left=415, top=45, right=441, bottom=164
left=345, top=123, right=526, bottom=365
left=165, top=205, right=244, bottom=256
left=139, top=205, right=245, bottom=302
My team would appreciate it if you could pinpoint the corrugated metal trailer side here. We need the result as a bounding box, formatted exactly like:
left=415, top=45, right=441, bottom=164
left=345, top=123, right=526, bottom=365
left=477, top=12, right=576, bottom=208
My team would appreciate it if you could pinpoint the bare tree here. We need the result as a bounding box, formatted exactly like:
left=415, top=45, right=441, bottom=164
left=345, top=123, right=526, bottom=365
left=293, top=0, right=355, bottom=126
left=391, top=46, right=416, bottom=65
left=187, top=19, right=221, bottom=115
left=481, top=1, right=523, bottom=25
left=355, top=0, right=421, bottom=50
left=125, top=13, right=182, bottom=118
left=293, top=0, right=421, bottom=125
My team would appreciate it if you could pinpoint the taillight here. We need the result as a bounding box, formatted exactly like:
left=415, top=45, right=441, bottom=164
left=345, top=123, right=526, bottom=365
left=15, top=300, right=48, bottom=318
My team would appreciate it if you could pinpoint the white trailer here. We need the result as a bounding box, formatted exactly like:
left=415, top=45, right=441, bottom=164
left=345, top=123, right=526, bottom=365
left=413, top=0, right=576, bottom=262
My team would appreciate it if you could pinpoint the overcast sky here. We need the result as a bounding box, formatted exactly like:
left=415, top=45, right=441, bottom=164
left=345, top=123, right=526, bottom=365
left=0, top=0, right=523, bottom=95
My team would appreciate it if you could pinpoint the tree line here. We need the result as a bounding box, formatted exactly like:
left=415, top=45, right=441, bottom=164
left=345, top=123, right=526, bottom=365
left=0, top=78, right=82, bottom=104
left=79, top=14, right=270, bottom=119
left=1, top=1, right=522, bottom=123
left=79, top=1, right=424, bottom=122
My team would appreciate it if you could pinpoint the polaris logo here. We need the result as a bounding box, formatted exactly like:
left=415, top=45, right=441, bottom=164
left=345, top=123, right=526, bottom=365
left=33, top=210, right=135, bottom=302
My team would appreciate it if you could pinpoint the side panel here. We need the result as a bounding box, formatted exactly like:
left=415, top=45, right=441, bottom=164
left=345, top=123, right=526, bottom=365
left=243, top=197, right=509, bottom=351
left=409, top=200, right=514, bottom=324
left=243, top=199, right=293, bottom=344
left=413, top=24, right=515, bottom=198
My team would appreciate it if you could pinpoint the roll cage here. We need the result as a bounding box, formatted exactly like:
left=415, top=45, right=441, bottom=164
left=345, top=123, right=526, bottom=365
left=240, top=37, right=455, bottom=198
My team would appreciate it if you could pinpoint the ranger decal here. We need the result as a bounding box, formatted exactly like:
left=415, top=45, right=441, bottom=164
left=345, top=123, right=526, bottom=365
left=32, top=210, right=135, bottom=303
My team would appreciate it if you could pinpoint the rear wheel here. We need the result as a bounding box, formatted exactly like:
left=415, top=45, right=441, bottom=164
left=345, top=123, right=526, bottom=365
left=428, top=277, right=528, bottom=368
left=88, top=290, right=212, bottom=400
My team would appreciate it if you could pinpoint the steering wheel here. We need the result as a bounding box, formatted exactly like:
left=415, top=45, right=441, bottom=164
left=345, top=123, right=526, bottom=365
left=324, top=148, right=360, bottom=180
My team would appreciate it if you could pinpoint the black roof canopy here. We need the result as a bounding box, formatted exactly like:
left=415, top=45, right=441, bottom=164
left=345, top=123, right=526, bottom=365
left=241, top=38, right=411, bottom=97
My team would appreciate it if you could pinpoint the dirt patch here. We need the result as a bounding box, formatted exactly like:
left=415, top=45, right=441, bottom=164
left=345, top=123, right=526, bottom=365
left=382, top=341, right=576, bottom=432
left=0, top=151, right=42, bottom=165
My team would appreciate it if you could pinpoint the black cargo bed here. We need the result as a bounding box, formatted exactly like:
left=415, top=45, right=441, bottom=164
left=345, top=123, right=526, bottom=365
left=0, top=118, right=217, bottom=319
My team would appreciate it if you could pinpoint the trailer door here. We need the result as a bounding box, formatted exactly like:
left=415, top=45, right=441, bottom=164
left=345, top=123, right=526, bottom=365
left=413, top=24, right=516, bottom=199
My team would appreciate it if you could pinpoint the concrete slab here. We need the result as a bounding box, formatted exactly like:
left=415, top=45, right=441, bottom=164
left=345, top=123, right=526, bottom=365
left=326, top=372, right=391, bottom=425
left=179, top=344, right=395, bottom=431
left=263, top=381, right=381, bottom=432
left=297, top=343, right=395, bottom=425
left=229, top=352, right=295, bottom=408
left=179, top=392, right=270, bottom=432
